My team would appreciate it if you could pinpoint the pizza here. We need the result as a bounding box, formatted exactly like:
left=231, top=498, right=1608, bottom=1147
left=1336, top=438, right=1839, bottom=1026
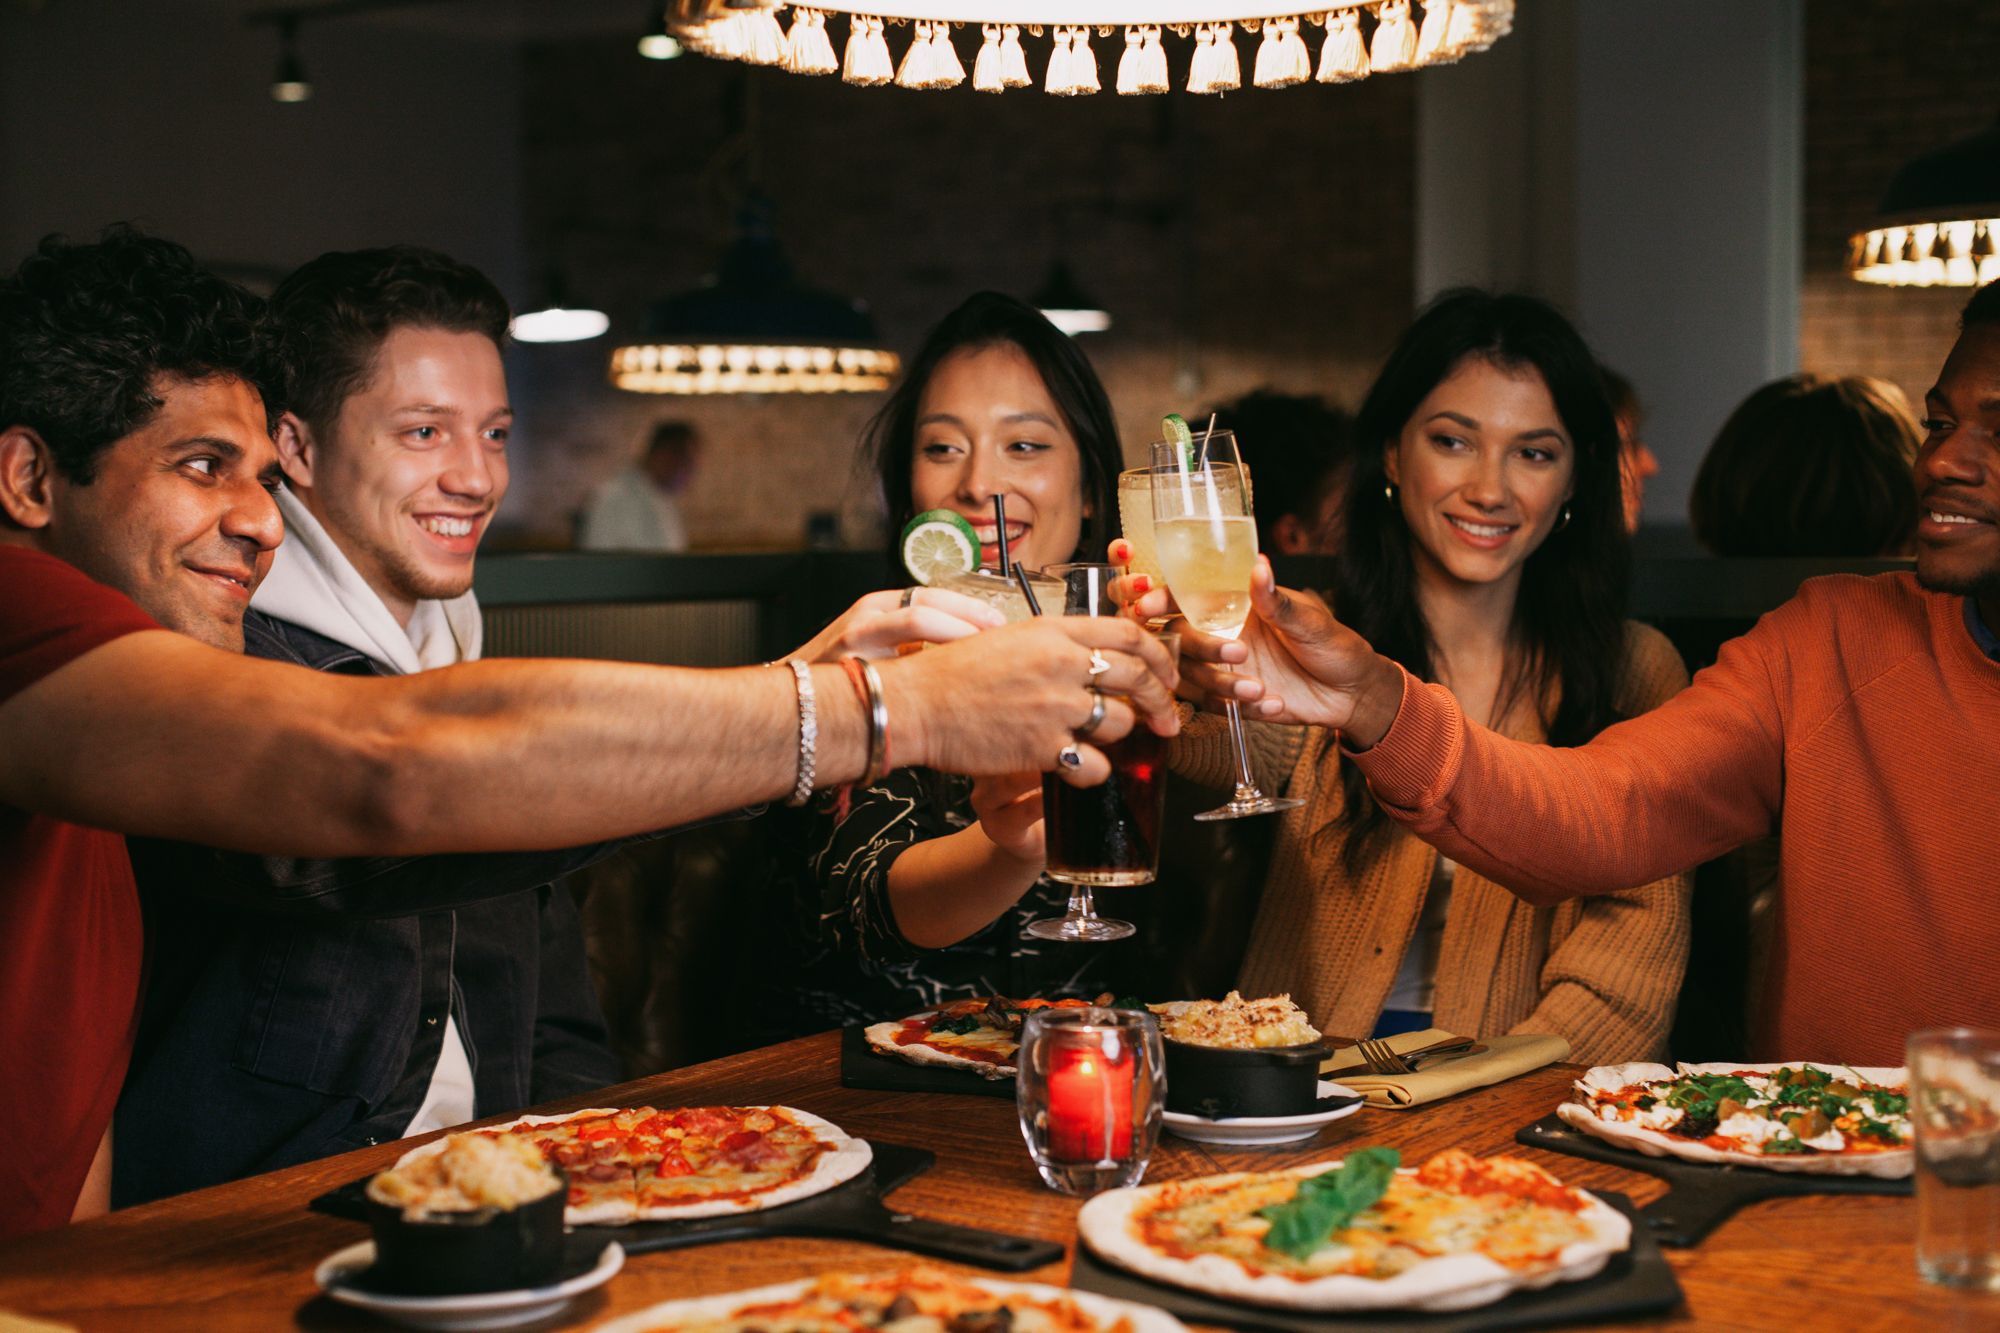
left=390, top=1105, right=872, bottom=1225
left=864, top=996, right=1097, bottom=1079
left=1557, top=1061, right=1913, bottom=1178
left=1076, top=1148, right=1629, bottom=1313
left=591, top=1268, right=1186, bottom=1333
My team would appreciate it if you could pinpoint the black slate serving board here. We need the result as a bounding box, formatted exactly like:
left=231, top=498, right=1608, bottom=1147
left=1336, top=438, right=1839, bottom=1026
left=312, top=1140, right=1061, bottom=1272
left=1070, top=1192, right=1681, bottom=1332
left=840, top=1023, right=1016, bottom=1100
left=1515, top=1113, right=1912, bottom=1247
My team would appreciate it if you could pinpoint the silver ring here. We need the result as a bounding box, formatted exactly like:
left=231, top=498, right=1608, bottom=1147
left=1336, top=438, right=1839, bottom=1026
left=1086, top=650, right=1112, bottom=678
left=1057, top=743, right=1084, bottom=769
left=1075, top=690, right=1107, bottom=738
left=899, top=587, right=916, bottom=610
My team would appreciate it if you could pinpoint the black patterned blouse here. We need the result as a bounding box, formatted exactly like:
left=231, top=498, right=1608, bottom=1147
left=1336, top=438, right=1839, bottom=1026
left=788, top=765, right=1140, bottom=1028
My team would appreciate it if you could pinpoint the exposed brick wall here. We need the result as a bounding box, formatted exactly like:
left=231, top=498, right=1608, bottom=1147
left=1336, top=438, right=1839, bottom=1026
left=508, top=38, right=1414, bottom=549
left=1799, top=0, right=2000, bottom=409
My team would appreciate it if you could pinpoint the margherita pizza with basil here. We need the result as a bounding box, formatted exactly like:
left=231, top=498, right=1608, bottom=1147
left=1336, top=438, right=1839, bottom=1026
left=1077, top=1148, right=1628, bottom=1313
left=864, top=996, right=1096, bottom=1079
left=391, top=1105, right=872, bottom=1225
left=593, top=1268, right=1186, bottom=1333
left=1557, top=1061, right=1912, bottom=1178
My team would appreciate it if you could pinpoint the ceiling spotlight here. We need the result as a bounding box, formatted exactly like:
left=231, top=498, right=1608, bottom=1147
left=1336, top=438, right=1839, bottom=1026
left=513, top=264, right=610, bottom=343
left=638, top=2, right=684, bottom=59
left=270, top=18, right=312, bottom=103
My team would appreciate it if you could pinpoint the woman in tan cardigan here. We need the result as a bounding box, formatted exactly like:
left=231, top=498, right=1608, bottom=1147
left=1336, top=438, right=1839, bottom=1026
left=1142, top=291, right=1690, bottom=1062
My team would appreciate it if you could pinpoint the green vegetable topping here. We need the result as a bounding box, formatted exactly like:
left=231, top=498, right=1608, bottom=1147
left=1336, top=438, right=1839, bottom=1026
left=930, top=1014, right=981, bottom=1035
left=1258, top=1147, right=1401, bottom=1260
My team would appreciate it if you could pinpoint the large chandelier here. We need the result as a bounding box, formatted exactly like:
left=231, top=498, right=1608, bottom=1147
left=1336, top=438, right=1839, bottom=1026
left=1848, top=120, right=2000, bottom=289
left=666, top=1, right=1513, bottom=96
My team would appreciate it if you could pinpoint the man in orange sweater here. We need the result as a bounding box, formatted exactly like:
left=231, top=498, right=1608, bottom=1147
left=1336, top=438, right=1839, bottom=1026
left=1164, top=283, right=2000, bottom=1066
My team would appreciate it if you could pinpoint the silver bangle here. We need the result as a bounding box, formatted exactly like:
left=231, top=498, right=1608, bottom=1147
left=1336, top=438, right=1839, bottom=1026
left=784, top=658, right=817, bottom=807
left=858, top=659, right=890, bottom=785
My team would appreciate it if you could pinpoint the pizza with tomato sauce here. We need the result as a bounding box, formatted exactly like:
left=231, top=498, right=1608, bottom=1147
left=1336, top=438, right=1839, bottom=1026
left=1076, top=1149, right=1628, bottom=1313
left=863, top=996, right=1097, bottom=1080
left=1557, top=1061, right=1913, bottom=1178
left=390, top=1106, right=872, bottom=1225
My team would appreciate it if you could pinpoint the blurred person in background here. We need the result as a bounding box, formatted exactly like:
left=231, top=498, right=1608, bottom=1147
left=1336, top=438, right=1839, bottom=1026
left=1152, top=291, right=1690, bottom=1061
left=1600, top=365, right=1660, bottom=535
left=1690, top=373, right=1921, bottom=558
left=789, top=292, right=1134, bottom=1029
left=579, top=419, right=701, bottom=552
left=1209, top=390, right=1356, bottom=554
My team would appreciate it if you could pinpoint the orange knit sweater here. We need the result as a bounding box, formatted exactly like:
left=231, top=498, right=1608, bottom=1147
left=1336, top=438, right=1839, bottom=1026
left=1175, top=624, right=1691, bottom=1062
left=1353, top=574, right=2000, bottom=1066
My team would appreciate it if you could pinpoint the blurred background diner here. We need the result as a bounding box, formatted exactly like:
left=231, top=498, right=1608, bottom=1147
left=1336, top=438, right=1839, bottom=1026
left=2, top=0, right=1994, bottom=1072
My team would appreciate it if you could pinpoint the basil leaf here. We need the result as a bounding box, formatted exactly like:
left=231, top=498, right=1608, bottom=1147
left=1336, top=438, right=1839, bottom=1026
left=930, top=1014, right=981, bottom=1035
left=1258, top=1147, right=1402, bottom=1260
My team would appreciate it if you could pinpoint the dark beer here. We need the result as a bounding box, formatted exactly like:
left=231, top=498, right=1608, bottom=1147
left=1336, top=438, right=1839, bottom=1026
left=1042, top=723, right=1167, bottom=886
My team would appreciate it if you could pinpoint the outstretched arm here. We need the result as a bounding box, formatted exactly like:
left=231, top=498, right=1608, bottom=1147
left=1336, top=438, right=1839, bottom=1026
left=0, top=615, right=1179, bottom=860
left=1163, top=558, right=1784, bottom=904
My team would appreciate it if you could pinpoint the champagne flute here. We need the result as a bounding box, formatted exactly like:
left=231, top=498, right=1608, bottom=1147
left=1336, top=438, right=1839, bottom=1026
left=1149, top=430, right=1303, bottom=821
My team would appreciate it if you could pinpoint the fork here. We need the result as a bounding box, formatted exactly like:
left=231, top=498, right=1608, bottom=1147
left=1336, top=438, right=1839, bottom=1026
left=1327, top=1035, right=1478, bottom=1080
left=1358, top=1037, right=1413, bottom=1075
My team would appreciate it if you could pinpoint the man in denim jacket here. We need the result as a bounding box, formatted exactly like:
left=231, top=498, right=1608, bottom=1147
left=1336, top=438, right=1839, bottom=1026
left=114, top=248, right=623, bottom=1201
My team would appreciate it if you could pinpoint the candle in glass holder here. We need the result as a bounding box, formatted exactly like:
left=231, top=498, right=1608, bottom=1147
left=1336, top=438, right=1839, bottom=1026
left=1045, top=1042, right=1134, bottom=1162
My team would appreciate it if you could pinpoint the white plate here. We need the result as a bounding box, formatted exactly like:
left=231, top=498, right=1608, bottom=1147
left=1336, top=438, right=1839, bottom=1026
left=313, top=1239, right=624, bottom=1331
left=1163, top=1081, right=1364, bottom=1146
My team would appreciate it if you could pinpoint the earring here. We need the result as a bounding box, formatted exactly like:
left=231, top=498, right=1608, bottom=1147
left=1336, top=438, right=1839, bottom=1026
left=1555, top=504, right=1572, bottom=532
left=1383, top=482, right=1398, bottom=503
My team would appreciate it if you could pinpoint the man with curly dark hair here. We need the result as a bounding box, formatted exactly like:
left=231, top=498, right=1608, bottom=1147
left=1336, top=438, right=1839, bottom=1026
left=0, top=230, right=1178, bottom=1239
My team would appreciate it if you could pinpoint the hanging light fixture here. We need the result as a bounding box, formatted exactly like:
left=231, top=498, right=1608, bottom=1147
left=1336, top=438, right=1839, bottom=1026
left=609, top=197, right=899, bottom=395
left=663, top=0, right=1510, bottom=95
left=1848, top=118, right=2000, bottom=288
left=269, top=17, right=313, bottom=103
left=512, top=266, right=612, bottom=343
left=1033, top=259, right=1112, bottom=335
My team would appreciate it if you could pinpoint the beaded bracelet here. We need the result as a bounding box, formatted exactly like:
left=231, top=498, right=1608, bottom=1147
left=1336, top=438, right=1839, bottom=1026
left=783, top=658, right=817, bottom=807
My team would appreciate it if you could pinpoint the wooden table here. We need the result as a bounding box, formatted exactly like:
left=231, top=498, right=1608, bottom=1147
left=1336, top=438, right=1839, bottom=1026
left=1, top=1031, right=1992, bottom=1332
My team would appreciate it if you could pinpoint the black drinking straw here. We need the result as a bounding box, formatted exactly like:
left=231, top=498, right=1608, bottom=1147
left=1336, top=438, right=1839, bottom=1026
left=992, top=494, right=1012, bottom=578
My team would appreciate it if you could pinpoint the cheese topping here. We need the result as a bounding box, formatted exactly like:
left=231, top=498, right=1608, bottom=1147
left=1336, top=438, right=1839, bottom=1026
left=1151, top=992, right=1321, bottom=1050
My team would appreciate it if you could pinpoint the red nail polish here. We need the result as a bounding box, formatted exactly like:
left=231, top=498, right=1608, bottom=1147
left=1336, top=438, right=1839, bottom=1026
left=1132, top=575, right=1151, bottom=594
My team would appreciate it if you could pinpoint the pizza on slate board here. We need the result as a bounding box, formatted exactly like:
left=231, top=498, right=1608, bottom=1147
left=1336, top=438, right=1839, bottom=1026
left=1077, top=1148, right=1629, bottom=1313
left=863, top=996, right=1096, bottom=1079
left=390, top=1105, right=871, bottom=1225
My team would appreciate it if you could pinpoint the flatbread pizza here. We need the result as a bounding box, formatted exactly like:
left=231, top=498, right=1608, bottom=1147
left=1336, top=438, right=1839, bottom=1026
left=864, top=996, right=1096, bottom=1079
left=392, top=1105, right=872, bottom=1225
left=1557, top=1061, right=1912, bottom=1178
left=1076, top=1148, right=1628, bottom=1313
left=591, top=1267, right=1188, bottom=1333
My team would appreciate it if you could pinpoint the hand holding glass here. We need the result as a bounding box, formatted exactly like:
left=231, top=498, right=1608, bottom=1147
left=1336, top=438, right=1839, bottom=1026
left=1149, top=431, right=1302, bottom=820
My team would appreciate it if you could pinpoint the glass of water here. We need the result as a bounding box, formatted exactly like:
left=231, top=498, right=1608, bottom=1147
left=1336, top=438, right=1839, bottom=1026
left=1909, top=1027, right=2000, bottom=1290
left=1016, top=1007, right=1164, bottom=1196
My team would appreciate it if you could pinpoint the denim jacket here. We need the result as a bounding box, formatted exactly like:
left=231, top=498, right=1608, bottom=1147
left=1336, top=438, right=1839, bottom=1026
left=112, top=611, right=626, bottom=1206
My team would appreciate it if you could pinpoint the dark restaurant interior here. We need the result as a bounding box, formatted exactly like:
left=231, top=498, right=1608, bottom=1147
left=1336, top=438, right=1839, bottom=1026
left=2, top=0, right=1999, bottom=1327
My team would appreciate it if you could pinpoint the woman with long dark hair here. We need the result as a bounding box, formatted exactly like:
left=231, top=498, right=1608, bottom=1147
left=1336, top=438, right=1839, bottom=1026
left=1148, top=290, right=1691, bottom=1060
left=799, top=292, right=1132, bottom=1024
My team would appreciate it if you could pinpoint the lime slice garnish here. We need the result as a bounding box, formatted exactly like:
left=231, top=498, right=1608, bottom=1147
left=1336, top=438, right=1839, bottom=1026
left=900, top=509, right=981, bottom=585
left=1162, top=412, right=1196, bottom=468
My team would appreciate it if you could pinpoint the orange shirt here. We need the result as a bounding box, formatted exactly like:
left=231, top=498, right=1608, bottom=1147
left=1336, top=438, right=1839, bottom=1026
left=1352, top=573, right=2000, bottom=1065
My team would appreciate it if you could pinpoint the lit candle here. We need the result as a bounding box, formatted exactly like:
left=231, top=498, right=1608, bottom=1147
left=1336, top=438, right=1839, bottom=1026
left=1046, top=1040, right=1135, bottom=1163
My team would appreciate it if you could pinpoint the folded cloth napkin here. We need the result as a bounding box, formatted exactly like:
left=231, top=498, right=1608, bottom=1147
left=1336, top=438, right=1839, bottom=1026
left=1321, top=1027, right=1571, bottom=1109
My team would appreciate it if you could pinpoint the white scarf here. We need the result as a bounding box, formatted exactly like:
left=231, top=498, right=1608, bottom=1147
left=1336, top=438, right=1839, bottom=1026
left=253, top=486, right=483, bottom=672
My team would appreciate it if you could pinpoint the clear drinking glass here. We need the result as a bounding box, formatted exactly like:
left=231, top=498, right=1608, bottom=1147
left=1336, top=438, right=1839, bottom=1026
left=1016, top=1006, right=1165, bottom=1196
left=1909, top=1028, right=2000, bottom=1290
left=1149, top=430, right=1304, bottom=821
left=1116, top=468, right=1167, bottom=590
left=931, top=567, right=1063, bottom=625
left=1024, top=563, right=1173, bottom=943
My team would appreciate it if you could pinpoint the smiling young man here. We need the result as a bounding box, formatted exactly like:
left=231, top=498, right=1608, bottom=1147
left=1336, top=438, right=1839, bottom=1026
left=112, top=248, right=636, bottom=1205
left=0, top=232, right=1180, bottom=1239
left=1165, top=283, right=2000, bottom=1066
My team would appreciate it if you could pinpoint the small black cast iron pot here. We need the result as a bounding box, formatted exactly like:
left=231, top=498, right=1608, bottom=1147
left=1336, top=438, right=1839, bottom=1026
left=1163, top=1039, right=1330, bottom=1118
left=364, top=1185, right=566, bottom=1295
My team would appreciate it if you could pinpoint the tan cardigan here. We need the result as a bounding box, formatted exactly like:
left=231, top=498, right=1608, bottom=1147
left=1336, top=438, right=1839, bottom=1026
left=1173, top=623, right=1692, bottom=1063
